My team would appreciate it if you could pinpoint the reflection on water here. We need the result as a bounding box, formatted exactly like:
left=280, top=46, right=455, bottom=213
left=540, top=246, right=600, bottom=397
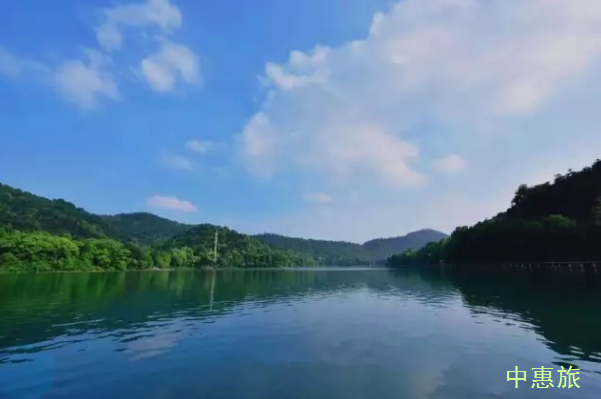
left=449, top=273, right=601, bottom=370
left=0, top=268, right=600, bottom=399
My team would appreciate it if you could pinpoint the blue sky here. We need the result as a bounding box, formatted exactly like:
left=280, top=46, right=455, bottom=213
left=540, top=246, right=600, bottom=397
left=2, top=0, right=601, bottom=242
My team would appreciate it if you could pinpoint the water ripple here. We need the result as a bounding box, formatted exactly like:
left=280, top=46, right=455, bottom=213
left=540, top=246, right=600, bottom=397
left=1, top=269, right=600, bottom=399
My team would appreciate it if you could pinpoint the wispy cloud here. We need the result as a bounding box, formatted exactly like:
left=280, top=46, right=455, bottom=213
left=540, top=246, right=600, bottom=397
left=160, top=152, right=193, bottom=171
left=237, top=113, right=280, bottom=178
left=0, top=49, right=48, bottom=78
left=55, top=49, right=120, bottom=108
left=233, top=0, right=601, bottom=241
left=238, top=0, right=601, bottom=187
left=433, top=154, right=467, bottom=174
left=138, top=38, right=200, bottom=92
left=0, top=0, right=199, bottom=107
left=147, top=195, right=198, bottom=212
left=303, top=192, right=333, bottom=204
left=264, top=46, right=330, bottom=90
left=97, top=0, right=199, bottom=93
left=0, top=47, right=118, bottom=109
left=0, top=49, right=22, bottom=77
left=95, top=0, right=182, bottom=51
left=185, top=139, right=218, bottom=154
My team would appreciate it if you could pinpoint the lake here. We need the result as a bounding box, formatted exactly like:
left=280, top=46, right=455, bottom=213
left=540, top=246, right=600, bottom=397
left=0, top=268, right=600, bottom=399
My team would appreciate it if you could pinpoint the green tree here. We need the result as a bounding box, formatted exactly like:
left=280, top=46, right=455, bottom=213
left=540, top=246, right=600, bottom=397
left=592, top=196, right=601, bottom=225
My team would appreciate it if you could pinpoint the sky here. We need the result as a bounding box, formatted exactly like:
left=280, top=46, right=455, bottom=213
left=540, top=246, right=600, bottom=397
left=1, top=0, right=601, bottom=243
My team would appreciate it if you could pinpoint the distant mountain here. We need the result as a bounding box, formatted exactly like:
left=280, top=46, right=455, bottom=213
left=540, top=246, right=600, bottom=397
left=254, top=229, right=448, bottom=265
left=362, top=229, right=448, bottom=260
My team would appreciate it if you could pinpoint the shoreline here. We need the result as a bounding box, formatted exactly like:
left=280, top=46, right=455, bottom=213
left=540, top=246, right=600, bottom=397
left=0, top=265, right=387, bottom=275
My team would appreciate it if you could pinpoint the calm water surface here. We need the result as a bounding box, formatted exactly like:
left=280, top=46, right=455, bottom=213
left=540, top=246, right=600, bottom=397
left=0, top=268, right=600, bottom=399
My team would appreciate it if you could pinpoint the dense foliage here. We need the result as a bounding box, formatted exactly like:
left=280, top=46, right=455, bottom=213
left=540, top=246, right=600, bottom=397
left=102, top=212, right=192, bottom=245
left=0, top=225, right=315, bottom=272
left=0, top=183, right=114, bottom=239
left=0, top=182, right=444, bottom=272
left=0, top=183, right=190, bottom=244
left=162, top=225, right=317, bottom=268
left=0, top=183, right=315, bottom=272
left=388, top=160, right=601, bottom=266
left=0, top=230, right=199, bottom=273
left=254, top=234, right=372, bottom=265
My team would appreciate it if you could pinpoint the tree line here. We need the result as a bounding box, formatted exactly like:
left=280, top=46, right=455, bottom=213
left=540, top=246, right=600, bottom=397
left=388, top=160, right=601, bottom=266
left=0, top=181, right=444, bottom=271
left=0, top=227, right=316, bottom=273
left=0, top=229, right=197, bottom=273
left=0, top=182, right=317, bottom=272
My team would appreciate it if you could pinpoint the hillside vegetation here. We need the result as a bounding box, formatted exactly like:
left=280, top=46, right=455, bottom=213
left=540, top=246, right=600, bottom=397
left=254, top=234, right=371, bottom=265
left=0, top=183, right=191, bottom=244
left=0, top=183, right=114, bottom=239
left=0, top=184, right=313, bottom=272
left=164, top=225, right=315, bottom=268
left=255, top=229, right=447, bottom=265
left=388, top=160, right=601, bottom=266
left=0, top=182, right=443, bottom=272
left=102, top=212, right=192, bottom=245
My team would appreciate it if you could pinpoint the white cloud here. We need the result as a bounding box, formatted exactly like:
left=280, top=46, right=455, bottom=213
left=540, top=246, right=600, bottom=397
left=0, top=48, right=48, bottom=79
left=238, top=0, right=601, bottom=183
left=0, top=47, right=118, bottom=109
left=433, top=154, right=467, bottom=174
left=97, top=0, right=200, bottom=93
left=232, top=0, right=601, bottom=240
left=55, top=50, right=119, bottom=108
left=95, top=0, right=182, bottom=51
left=0, top=0, right=199, bottom=107
left=237, top=113, right=279, bottom=178
left=147, top=195, right=197, bottom=212
left=185, top=139, right=218, bottom=154
left=303, top=192, right=333, bottom=204
left=264, top=46, right=330, bottom=90
left=138, top=38, right=200, bottom=92
left=160, top=152, right=193, bottom=171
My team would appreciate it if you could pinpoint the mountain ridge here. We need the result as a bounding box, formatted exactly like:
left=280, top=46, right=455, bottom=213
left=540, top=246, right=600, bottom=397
left=0, top=181, right=446, bottom=265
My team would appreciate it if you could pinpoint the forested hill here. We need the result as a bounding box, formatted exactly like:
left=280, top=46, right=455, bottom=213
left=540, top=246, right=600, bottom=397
left=163, top=225, right=316, bottom=268
left=0, top=182, right=114, bottom=239
left=254, top=234, right=370, bottom=265
left=0, top=183, right=191, bottom=244
left=388, top=159, right=601, bottom=266
left=506, top=165, right=601, bottom=223
left=0, top=181, right=446, bottom=271
left=0, top=182, right=315, bottom=271
left=255, top=229, right=448, bottom=265
left=102, top=213, right=192, bottom=245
